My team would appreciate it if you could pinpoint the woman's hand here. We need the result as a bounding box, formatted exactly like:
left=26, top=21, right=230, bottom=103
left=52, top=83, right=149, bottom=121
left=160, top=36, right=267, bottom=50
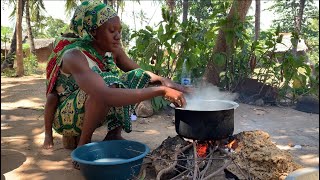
left=162, top=86, right=187, bottom=108
left=145, top=71, right=193, bottom=94
left=160, top=77, right=193, bottom=94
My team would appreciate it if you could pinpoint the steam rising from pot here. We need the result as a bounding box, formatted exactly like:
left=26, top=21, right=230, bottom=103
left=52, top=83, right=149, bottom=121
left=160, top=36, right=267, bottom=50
left=182, top=84, right=239, bottom=111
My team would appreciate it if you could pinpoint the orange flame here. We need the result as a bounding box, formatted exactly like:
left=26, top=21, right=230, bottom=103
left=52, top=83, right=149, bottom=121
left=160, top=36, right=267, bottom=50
left=196, top=143, right=208, bottom=158
left=226, top=139, right=237, bottom=149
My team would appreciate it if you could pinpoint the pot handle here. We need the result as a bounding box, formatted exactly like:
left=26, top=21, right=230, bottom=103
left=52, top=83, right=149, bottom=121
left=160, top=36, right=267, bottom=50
left=169, top=103, right=176, bottom=108
left=232, top=102, right=239, bottom=109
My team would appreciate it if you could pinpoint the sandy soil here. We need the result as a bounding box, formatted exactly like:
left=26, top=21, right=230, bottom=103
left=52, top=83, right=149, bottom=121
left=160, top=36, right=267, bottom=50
left=1, top=75, right=319, bottom=180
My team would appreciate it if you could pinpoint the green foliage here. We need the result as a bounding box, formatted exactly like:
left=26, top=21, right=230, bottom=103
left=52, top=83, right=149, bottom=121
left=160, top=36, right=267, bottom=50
left=31, top=14, right=48, bottom=38
left=23, top=43, right=30, bottom=50
left=1, top=37, right=38, bottom=77
left=129, top=7, right=183, bottom=78
left=7, top=0, right=46, bottom=25
left=174, top=0, right=232, bottom=25
left=151, top=96, right=170, bottom=112
left=1, top=68, right=16, bottom=77
left=218, top=16, right=254, bottom=90
left=269, top=0, right=317, bottom=34
left=207, top=0, right=319, bottom=103
left=29, top=0, right=46, bottom=21
left=305, top=17, right=319, bottom=65
left=45, top=16, right=69, bottom=38
left=31, top=16, right=69, bottom=38
left=129, top=4, right=228, bottom=82
left=263, top=0, right=319, bottom=101
left=65, top=0, right=80, bottom=17
left=1, top=26, right=13, bottom=45
left=121, top=22, right=131, bottom=48
left=128, top=1, right=232, bottom=110
left=23, top=54, right=38, bottom=75
left=220, top=24, right=318, bottom=103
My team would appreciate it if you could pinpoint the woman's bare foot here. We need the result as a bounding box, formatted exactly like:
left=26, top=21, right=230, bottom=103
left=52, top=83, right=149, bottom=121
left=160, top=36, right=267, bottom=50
left=63, top=136, right=80, bottom=149
left=103, top=126, right=125, bottom=141
left=42, top=135, right=54, bottom=149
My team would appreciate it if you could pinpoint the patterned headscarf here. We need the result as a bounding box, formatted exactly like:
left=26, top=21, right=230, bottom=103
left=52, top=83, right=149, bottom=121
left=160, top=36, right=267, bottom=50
left=70, top=0, right=117, bottom=37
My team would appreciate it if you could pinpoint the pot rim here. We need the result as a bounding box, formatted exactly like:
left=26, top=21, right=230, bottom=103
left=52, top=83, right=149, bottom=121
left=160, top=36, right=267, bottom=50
left=174, top=99, right=239, bottom=111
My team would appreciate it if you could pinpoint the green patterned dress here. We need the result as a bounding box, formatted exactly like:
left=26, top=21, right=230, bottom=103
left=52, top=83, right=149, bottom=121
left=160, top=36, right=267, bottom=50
left=47, top=38, right=150, bottom=136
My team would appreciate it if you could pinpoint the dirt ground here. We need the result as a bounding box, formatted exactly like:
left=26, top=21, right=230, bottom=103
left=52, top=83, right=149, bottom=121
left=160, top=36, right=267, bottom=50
left=1, top=75, right=319, bottom=180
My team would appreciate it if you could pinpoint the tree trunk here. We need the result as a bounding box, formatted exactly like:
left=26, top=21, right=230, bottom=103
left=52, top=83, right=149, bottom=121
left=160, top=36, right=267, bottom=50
left=132, top=2, right=136, bottom=31
left=250, top=0, right=260, bottom=72
left=4, top=39, right=7, bottom=60
left=116, top=0, right=120, bottom=13
left=297, top=0, right=306, bottom=32
left=292, top=0, right=306, bottom=55
left=182, top=0, right=189, bottom=23
left=203, top=0, right=252, bottom=85
left=1, top=0, right=26, bottom=72
left=16, top=0, right=24, bottom=76
left=25, top=0, right=36, bottom=55
left=254, top=0, right=260, bottom=41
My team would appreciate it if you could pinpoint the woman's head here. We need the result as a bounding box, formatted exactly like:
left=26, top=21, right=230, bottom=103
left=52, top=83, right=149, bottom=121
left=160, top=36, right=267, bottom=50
left=70, top=1, right=122, bottom=51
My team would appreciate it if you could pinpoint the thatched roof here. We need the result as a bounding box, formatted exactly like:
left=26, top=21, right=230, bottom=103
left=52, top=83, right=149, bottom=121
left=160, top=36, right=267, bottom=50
left=1, top=38, right=55, bottom=50
left=274, top=33, right=308, bottom=52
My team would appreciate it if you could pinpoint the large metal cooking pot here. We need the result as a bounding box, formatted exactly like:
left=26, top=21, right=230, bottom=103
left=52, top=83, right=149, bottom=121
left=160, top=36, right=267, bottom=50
left=174, top=100, right=239, bottom=140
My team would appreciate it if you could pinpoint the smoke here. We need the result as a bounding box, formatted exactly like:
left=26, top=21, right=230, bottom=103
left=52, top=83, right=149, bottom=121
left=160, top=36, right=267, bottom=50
left=183, top=83, right=239, bottom=110
left=186, top=83, right=238, bottom=102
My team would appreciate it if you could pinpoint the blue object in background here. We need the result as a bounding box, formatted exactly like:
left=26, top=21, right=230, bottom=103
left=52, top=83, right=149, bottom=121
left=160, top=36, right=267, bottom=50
left=181, top=58, right=192, bottom=86
left=71, top=140, right=150, bottom=180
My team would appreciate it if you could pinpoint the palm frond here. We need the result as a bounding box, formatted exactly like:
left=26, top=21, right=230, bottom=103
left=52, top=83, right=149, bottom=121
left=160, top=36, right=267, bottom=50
left=8, top=0, right=16, bottom=6
left=65, top=0, right=79, bottom=17
left=7, top=0, right=16, bottom=20
left=28, top=0, right=46, bottom=22
left=118, top=0, right=125, bottom=12
left=9, top=7, right=17, bottom=21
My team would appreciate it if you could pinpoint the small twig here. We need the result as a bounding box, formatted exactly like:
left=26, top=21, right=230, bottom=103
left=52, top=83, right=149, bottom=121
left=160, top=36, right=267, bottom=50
left=152, top=157, right=228, bottom=161
left=204, top=145, right=219, bottom=159
left=130, top=162, right=152, bottom=180
left=170, top=169, right=190, bottom=180
left=202, top=160, right=232, bottom=180
left=199, top=148, right=214, bottom=179
left=231, top=159, right=249, bottom=180
left=175, top=163, right=194, bottom=171
left=170, top=145, right=218, bottom=180
left=193, top=141, right=199, bottom=180
left=156, top=143, right=192, bottom=180
left=180, top=143, right=193, bottom=153
left=17, top=106, right=44, bottom=111
left=131, top=130, right=146, bottom=132
left=217, top=147, right=233, bottom=158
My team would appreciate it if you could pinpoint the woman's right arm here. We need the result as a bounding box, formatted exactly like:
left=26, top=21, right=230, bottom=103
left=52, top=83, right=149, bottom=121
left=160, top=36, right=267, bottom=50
left=61, top=49, right=186, bottom=107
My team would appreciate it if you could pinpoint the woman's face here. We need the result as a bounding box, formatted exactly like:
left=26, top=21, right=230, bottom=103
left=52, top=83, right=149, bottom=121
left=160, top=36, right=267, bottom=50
left=93, top=16, right=122, bottom=52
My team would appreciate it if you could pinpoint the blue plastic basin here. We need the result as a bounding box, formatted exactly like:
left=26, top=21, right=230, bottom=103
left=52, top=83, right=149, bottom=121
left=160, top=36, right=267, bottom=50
left=71, top=140, right=150, bottom=180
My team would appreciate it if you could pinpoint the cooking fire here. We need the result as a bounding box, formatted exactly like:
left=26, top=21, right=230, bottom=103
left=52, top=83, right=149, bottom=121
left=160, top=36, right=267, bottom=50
left=148, top=93, right=301, bottom=180
left=150, top=131, right=302, bottom=180
left=150, top=136, right=242, bottom=180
